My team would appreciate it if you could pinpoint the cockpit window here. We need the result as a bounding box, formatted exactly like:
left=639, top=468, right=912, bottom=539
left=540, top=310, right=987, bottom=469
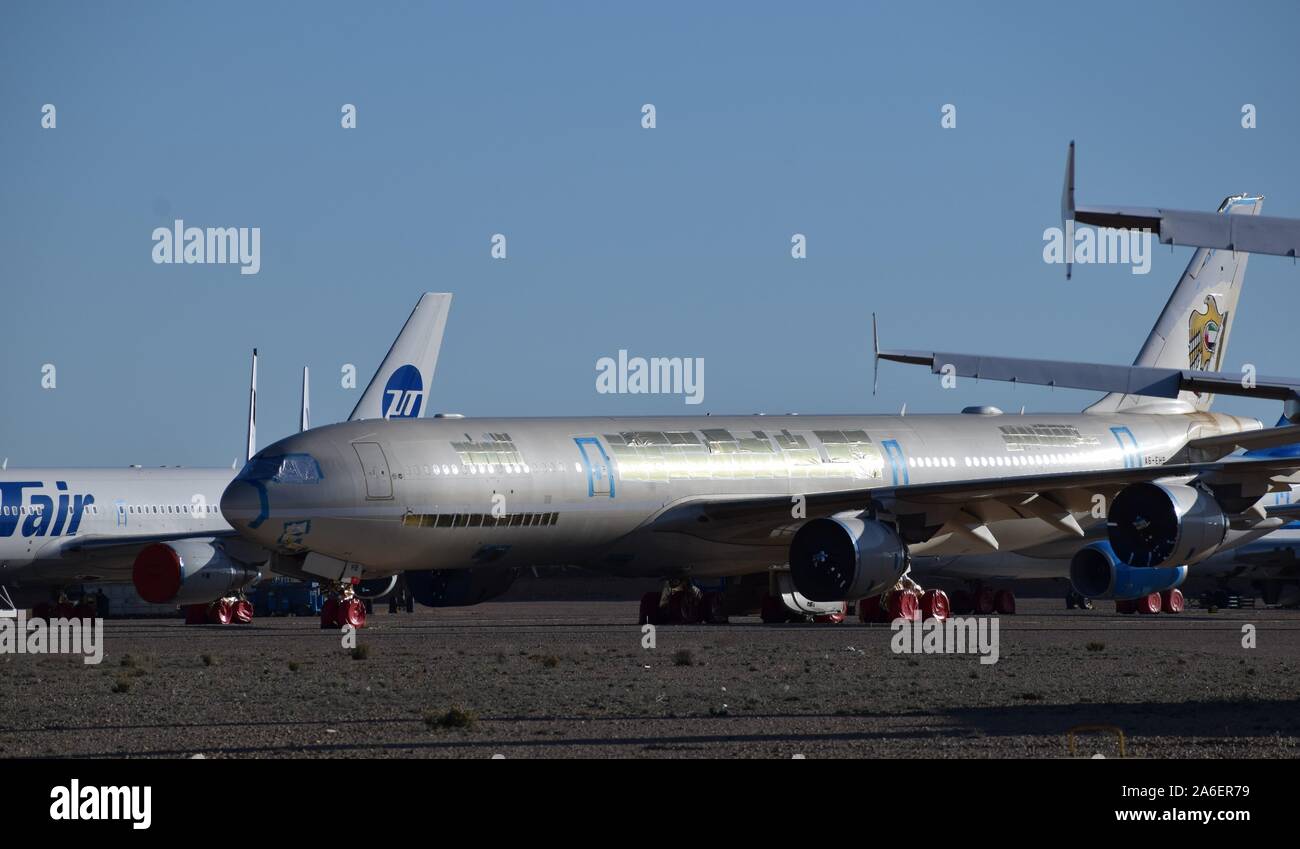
left=237, top=453, right=324, bottom=484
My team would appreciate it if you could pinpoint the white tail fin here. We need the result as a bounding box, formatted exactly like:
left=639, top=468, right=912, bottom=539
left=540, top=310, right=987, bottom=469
left=246, top=349, right=258, bottom=461
left=349, top=293, right=452, bottom=421
left=300, top=366, right=311, bottom=432
left=1085, top=195, right=1263, bottom=414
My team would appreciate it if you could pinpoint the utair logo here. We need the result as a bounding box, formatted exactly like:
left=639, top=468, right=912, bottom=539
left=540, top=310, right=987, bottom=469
left=383, top=364, right=424, bottom=419
left=0, top=481, right=94, bottom=538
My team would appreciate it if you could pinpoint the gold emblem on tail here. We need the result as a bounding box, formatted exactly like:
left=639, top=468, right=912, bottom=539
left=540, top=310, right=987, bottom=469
left=1189, top=295, right=1228, bottom=371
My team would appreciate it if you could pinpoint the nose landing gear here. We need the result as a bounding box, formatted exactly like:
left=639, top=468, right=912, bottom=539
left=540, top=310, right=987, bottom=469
left=320, top=582, right=368, bottom=629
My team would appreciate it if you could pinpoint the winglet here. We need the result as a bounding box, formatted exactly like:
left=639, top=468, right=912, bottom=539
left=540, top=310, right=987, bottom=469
left=246, top=349, right=258, bottom=462
left=299, top=366, right=311, bottom=433
left=1062, top=141, right=1075, bottom=280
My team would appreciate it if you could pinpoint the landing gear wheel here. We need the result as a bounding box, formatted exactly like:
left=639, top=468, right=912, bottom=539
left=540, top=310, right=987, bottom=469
left=994, top=589, right=1016, bottom=615
left=232, top=599, right=254, bottom=624
left=885, top=588, right=920, bottom=622
left=1136, top=592, right=1161, bottom=615
left=972, top=587, right=996, bottom=616
left=1160, top=588, right=1184, bottom=614
left=338, top=598, right=366, bottom=628
left=920, top=589, right=950, bottom=621
left=321, top=597, right=340, bottom=629
left=207, top=598, right=233, bottom=625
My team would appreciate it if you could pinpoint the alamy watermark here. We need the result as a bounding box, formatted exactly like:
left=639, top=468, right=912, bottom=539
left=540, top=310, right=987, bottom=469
left=596, top=350, right=704, bottom=405
left=891, top=615, right=999, bottom=664
left=151, top=220, right=261, bottom=275
left=1043, top=221, right=1152, bottom=275
left=0, top=609, right=103, bottom=664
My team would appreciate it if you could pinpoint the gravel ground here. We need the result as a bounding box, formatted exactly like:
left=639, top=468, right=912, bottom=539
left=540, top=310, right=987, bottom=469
left=2, top=598, right=1298, bottom=758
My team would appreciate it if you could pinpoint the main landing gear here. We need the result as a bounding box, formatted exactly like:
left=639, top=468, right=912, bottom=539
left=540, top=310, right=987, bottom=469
left=1114, top=588, right=1184, bottom=615
left=639, top=579, right=728, bottom=625
left=320, top=581, right=368, bottom=630
left=856, top=576, right=951, bottom=623
left=183, top=594, right=255, bottom=625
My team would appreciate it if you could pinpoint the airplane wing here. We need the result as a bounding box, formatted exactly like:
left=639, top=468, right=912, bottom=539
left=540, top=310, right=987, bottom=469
left=648, top=452, right=1300, bottom=549
left=56, top=528, right=240, bottom=555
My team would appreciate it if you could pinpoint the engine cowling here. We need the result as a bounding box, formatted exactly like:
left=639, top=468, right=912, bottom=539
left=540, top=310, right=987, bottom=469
left=356, top=575, right=400, bottom=600
left=405, top=568, right=517, bottom=607
left=789, top=516, right=907, bottom=602
left=1070, top=541, right=1187, bottom=600
left=132, top=541, right=261, bottom=606
left=1108, top=482, right=1226, bottom=567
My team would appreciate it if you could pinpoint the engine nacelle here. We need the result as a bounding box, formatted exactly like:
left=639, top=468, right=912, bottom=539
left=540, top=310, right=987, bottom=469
left=1069, top=541, right=1187, bottom=600
left=789, top=516, right=907, bottom=602
left=1108, top=482, right=1226, bottom=567
left=132, top=541, right=261, bottom=606
left=405, top=568, right=517, bottom=607
left=356, top=575, right=400, bottom=600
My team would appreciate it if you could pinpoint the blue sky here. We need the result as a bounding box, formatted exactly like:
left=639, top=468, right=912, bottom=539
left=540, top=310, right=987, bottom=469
left=2, top=1, right=1298, bottom=466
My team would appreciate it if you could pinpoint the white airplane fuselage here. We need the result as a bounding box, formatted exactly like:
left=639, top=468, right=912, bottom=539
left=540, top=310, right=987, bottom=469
left=0, top=468, right=234, bottom=586
left=221, top=409, right=1263, bottom=580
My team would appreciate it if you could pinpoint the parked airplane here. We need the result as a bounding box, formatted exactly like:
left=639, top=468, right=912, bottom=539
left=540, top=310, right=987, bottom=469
left=222, top=194, right=1300, bottom=628
left=0, top=294, right=452, bottom=624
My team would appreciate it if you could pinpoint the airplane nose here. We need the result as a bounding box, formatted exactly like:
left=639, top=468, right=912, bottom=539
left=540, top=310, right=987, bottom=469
left=220, top=479, right=266, bottom=534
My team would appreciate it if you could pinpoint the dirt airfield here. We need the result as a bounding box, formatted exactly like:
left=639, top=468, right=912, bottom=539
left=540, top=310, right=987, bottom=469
left=3, top=590, right=1298, bottom=759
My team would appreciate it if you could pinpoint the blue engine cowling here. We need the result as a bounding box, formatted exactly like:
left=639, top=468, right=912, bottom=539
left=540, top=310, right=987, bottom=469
left=404, top=568, right=517, bottom=607
left=1069, top=541, right=1186, bottom=600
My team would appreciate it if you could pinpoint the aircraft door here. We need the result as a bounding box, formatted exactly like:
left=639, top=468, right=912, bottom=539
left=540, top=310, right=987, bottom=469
left=353, top=442, right=394, bottom=499
left=574, top=437, right=614, bottom=497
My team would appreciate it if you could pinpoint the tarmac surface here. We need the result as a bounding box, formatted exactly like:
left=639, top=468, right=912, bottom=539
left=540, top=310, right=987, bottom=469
left=3, top=596, right=1299, bottom=758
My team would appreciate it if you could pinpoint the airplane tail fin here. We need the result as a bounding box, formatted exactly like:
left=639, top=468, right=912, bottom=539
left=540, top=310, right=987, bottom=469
left=1085, top=195, right=1263, bottom=415
left=300, top=366, right=311, bottom=432
left=246, top=349, right=258, bottom=461
left=349, top=293, right=452, bottom=421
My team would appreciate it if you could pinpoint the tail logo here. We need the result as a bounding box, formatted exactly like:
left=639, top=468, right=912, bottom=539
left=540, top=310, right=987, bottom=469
left=1188, top=295, right=1228, bottom=371
left=382, top=364, right=424, bottom=419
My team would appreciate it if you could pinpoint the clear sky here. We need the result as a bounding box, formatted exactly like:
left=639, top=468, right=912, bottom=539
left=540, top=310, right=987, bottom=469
left=2, top=1, right=1298, bottom=467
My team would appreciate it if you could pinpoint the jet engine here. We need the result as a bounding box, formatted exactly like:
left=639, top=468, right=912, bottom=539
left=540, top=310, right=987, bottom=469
left=404, top=567, right=518, bottom=607
left=1108, top=482, right=1226, bottom=567
left=132, top=540, right=261, bottom=606
left=356, top=575, right=400, bottom=600
left=789, top=515, right=907, bottom=602
left=1069, top=541, right=1187, bottom=600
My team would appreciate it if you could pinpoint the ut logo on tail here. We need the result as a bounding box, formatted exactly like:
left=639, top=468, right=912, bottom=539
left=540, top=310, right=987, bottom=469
left=382, top=364, right=424, bottom=419
left=1189, top=295, right=1228, bottom=371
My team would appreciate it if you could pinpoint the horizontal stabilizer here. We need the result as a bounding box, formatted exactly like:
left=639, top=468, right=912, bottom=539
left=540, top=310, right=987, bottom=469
left=1062, top=142, right=1297, bottom=258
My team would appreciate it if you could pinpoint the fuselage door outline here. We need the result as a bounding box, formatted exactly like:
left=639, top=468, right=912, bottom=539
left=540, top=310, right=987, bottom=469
left=574, top=437, right=614, bottom=498
left=881, top=439, right=910, bottom=486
